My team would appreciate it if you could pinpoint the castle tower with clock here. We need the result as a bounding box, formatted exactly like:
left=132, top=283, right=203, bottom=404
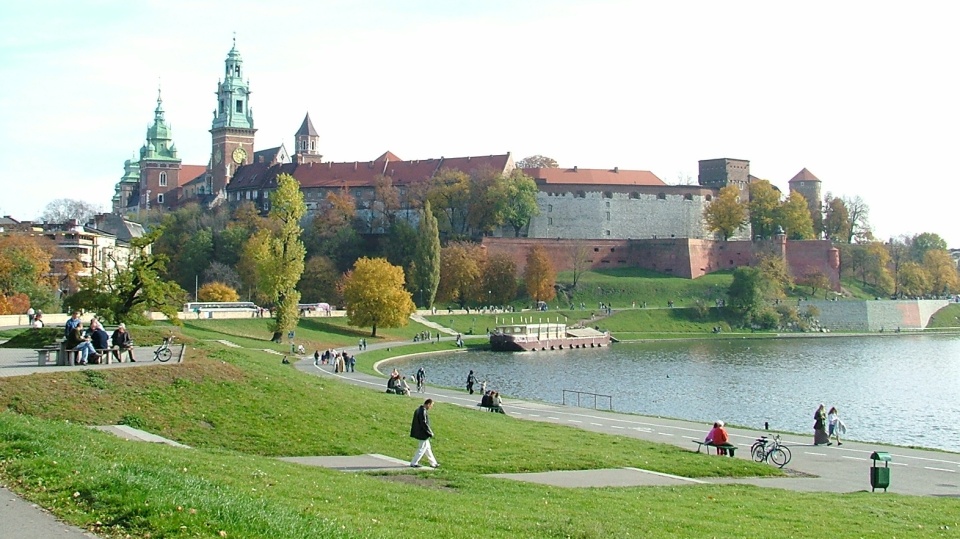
left=210, top=38, right=256, bottom=195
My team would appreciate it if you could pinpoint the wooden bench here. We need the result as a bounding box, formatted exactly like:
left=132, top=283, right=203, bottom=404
left=692, top=439, right=737, bottom=457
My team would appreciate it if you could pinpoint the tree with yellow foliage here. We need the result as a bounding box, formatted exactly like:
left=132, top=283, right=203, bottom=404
left=198, top=282, right=240, bottom=302
left=524, top=245, right=556, bottom=304
left=341, top=257, right=415, bottom=337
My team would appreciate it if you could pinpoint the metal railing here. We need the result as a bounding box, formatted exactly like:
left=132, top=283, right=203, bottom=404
left=562, top=389, right=613, bottom=410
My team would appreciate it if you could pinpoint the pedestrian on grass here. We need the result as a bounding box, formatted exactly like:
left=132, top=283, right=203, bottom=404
left=410, top=399, right=438, bottom=468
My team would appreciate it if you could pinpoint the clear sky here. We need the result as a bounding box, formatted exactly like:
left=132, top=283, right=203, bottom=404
left=1, top=1, right=957, bottom=246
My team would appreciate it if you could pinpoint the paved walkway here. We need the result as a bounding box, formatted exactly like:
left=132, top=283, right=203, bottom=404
left=293, top=336, right=960, bottom=497
left=2, top=329, right=959, bottom=537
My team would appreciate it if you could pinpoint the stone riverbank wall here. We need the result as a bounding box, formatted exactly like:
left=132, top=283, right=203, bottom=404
left=805, top=299, right=950, bottom=331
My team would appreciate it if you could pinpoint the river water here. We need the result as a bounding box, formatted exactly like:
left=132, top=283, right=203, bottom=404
left=388, top=334, right=960, bottom=452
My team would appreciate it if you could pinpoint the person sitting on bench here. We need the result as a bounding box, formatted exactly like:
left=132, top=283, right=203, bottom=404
left=704, top=420, right=730, bottom=455
left=88, top=320, right=110, bottom=364
left=387, top=372, right=410, bottom=395
left=111, top=323, right=135, bottom=362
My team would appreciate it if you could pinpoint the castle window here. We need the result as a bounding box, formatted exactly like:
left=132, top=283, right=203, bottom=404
left=630, top=192, right=640, bottom=199
left=605, top=201, right=610, bottom=208
left=603, top=191, right=613, bottom=199
left=684, top=194, right=693, bottom=201
left=157, top=193, right=164, bottom=204
left=657, top=193, right=666, bottom=200
left=236, top=100, right=243, bottom=113
left=594, top=247, right=600, bottom=252
left=604, top=230, right=611, bottom=236
left=605, top=212, right=610, bottom=220
left=547, top=218, right=553, bottom=225
left=219, top=99, right=225, bottom=114
left=548, top=204, right=553, bottom=212
left=159, top=172, right=167, bottom=187
left=310, top=140, right=316, bottom=151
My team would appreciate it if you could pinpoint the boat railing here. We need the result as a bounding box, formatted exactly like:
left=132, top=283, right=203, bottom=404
left=562, top=389, right=613, bottom=410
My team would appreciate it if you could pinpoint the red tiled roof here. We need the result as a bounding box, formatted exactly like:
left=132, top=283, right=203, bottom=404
left=374, top=151, right=402, bottom=162
left=180, top=165, right=208, bottom=185
left=789, top=168, right=820, bottom=183
left=523, top=167, right=665, bottom=186
left=228, top=154, right=512, bottom=191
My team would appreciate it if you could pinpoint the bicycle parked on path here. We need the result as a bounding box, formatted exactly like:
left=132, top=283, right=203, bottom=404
left=153, top=336, right=175, bottom=362
left=751, top=434, right=792, bottom=468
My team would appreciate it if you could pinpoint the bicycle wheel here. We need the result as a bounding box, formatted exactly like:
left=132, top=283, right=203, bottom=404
left=769, top=447, right=789, bottom=468
left=775, top=445, right=792, bottom=466
left=751, top=444, right=766, bottom=462
left=156, top=347, right=173, bottom=362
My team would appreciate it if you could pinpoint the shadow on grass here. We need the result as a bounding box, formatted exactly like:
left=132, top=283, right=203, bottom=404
left=298, top=318, right=374, bottom=339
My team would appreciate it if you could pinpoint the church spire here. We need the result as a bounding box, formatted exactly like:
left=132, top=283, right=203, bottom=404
left=212, top=38, right=254, bottom=130
left=141, top=85, right=177, bottom=161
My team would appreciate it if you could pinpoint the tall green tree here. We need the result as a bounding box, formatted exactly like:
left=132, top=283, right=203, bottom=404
left=410, top=200, right=441, bottom=308
left=703, top=185, right=748, bottom=240
left=909, top=232, right=947, bottom=263
left=823, top=195, right=851, bottom=242
left=341, top=257, right=415, bottom=337
left=427, top=169, right=471, bottom=237
left=748, top=180, right=781, bottom=240
left=498, top=169, right=540, bottom=237
left=66, top=228, right=187, bottom=325
left=778, top=191, right=815, bottom=240
left=254, top=173, right=307, bottom=342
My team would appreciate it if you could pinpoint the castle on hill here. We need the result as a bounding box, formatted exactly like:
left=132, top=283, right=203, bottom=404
left=111, top=41, right=838, bottom=287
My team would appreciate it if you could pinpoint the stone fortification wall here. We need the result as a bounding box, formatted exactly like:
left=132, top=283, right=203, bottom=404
left=526, top=188, right=743, bottom=240
left=805, top=300, right=949, bottom=331
left=785, top=240, right=841, bottom=290
left=482, top=237, right=840, bottom=286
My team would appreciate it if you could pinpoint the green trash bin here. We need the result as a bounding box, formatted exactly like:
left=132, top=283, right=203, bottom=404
left=870, top=451, right=891, bottom=492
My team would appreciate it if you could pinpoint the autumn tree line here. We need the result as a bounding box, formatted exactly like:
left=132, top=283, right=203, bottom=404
left=2, top=164, right=956, bottom=335
left=699, top=179, right=958, bottom=333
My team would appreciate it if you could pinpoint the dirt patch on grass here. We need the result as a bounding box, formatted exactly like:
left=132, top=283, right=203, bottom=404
left=376, top=473, right=457, bottom=491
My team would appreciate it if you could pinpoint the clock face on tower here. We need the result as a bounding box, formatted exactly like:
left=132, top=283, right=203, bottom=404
left=232, top=147, right=247, bottom=164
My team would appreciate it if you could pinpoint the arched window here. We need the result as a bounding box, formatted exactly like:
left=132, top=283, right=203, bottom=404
left=159, top=172, right=167, bottom=187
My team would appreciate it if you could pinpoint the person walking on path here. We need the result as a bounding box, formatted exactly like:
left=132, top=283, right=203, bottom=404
left=410, top=399, right=438, bottom=468
left=813, top=403, right=830, bottom=445
left=828, top=406, right=844, bottom=446
left=466, top=370, right=477, bottom=394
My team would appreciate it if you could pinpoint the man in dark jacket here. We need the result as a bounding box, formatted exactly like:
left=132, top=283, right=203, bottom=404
left=88, top=321, right=110, bottom=364
left=111, top=323, right=135, bottom=362
left=409, top=399, right=438, bottom=468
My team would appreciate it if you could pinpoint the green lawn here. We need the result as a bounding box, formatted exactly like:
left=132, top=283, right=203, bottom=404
left=1, top=319, right=958, bottom=537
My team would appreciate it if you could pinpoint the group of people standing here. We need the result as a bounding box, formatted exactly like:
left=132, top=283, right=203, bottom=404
left=814, top=403, right=845, bottom=446
left=314, top=349, right=355, bottom=372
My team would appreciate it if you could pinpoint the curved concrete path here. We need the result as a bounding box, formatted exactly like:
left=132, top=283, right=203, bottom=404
left=294, top=337, right=960, bottom=497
